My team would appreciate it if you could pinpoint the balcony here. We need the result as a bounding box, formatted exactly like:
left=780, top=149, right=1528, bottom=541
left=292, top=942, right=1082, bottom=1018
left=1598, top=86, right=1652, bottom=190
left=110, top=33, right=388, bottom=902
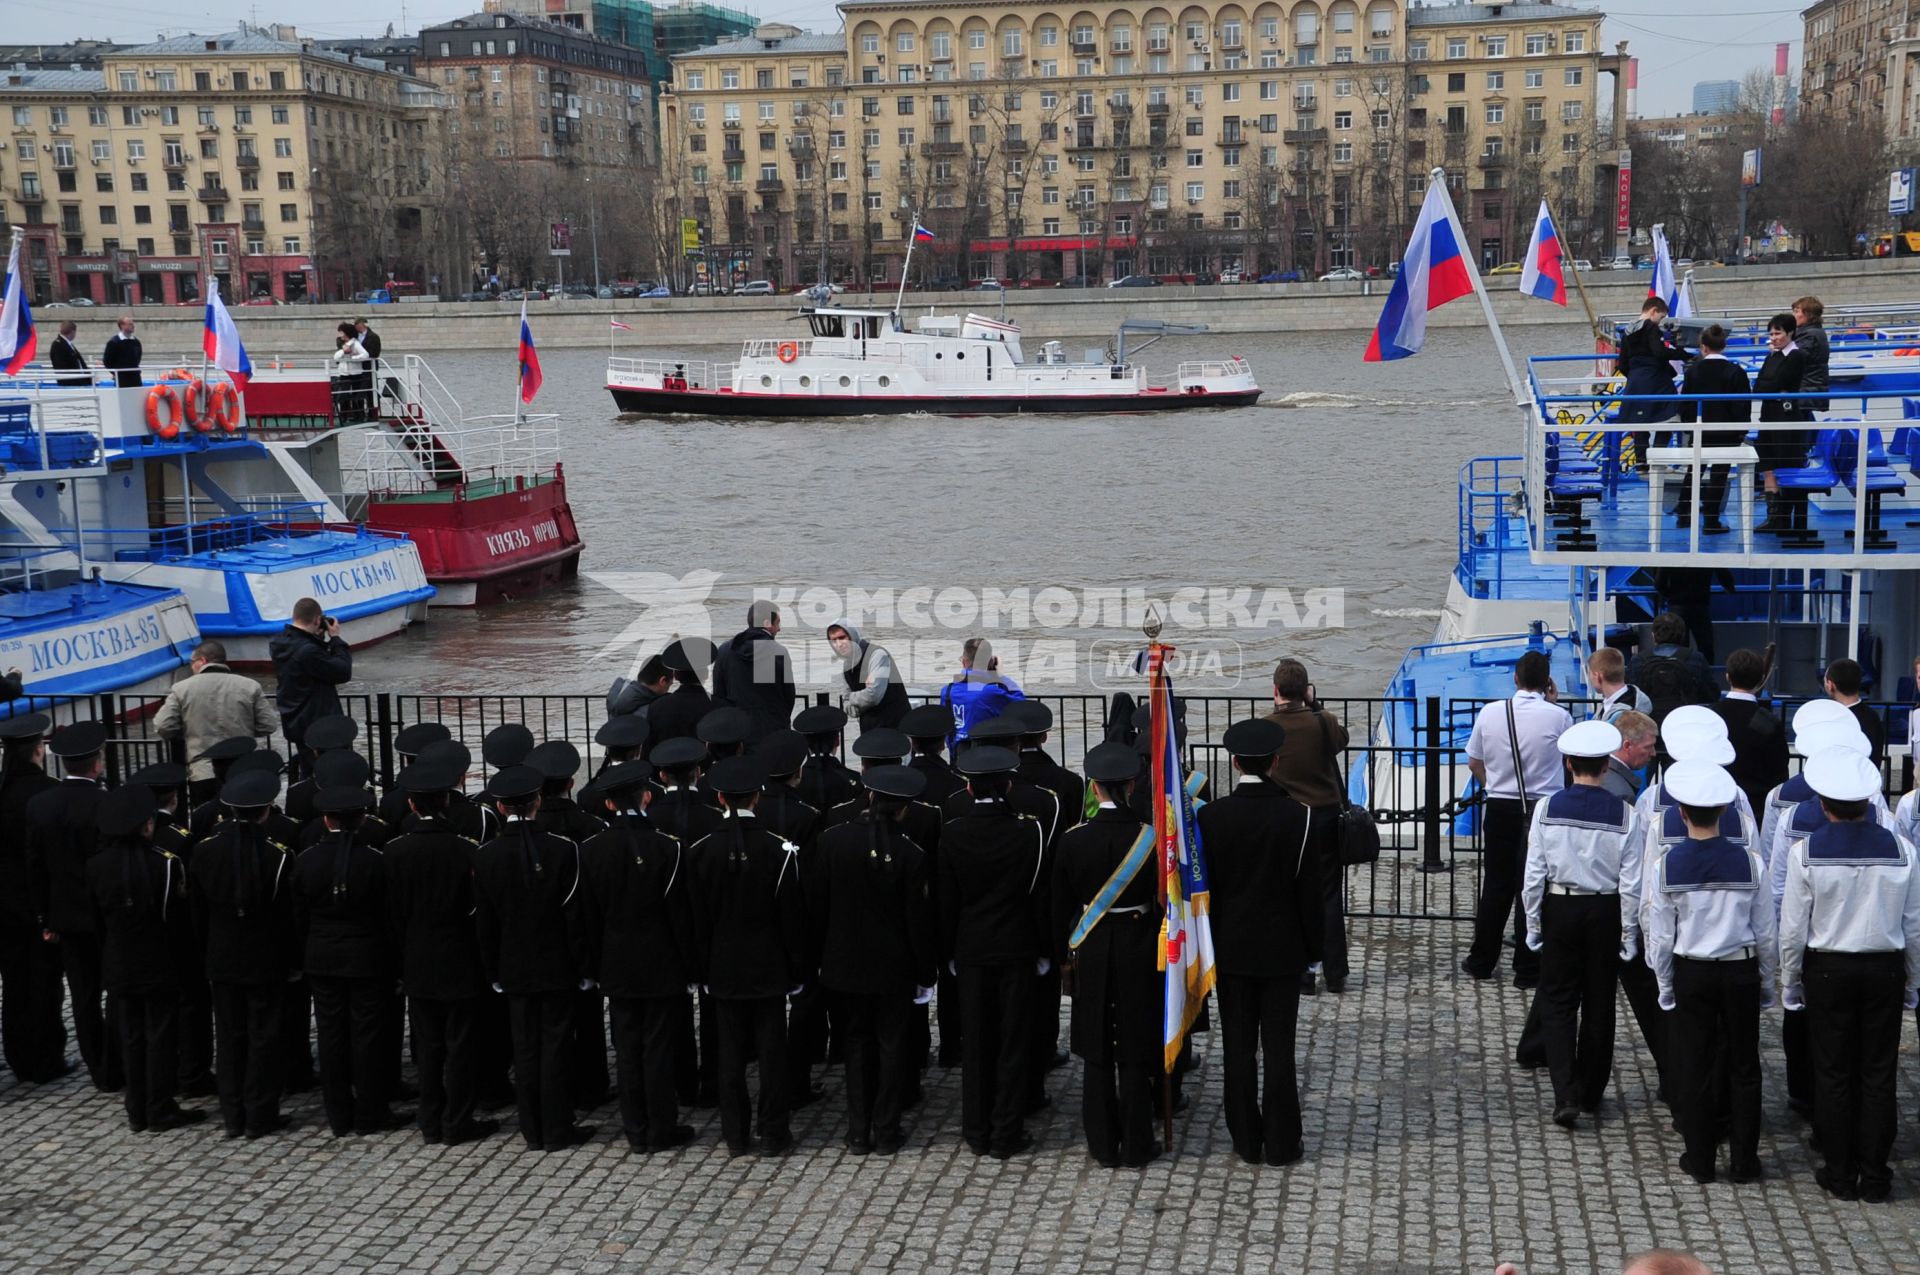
left=241, top=218, right=266, bottom=233
left=756, top=178, right=785, bottom=193
left=932, top=172, right=958, bottom=187
left=1283, top=127, right=1328, bottom=145
left=1476, top=152, right=1508, bottom=169
left=1109, top=99, right=1133, bottom=115
left=236, top=153, right=259, bottom=170
left=1004, top=138, right=1029, bottom=154
left=787, top=137, right=816, bottom=155
left=1066, top=132, right=1100, bottom=150
left=195, top=185, right=228, bottom=201
left=1216, top=129, right=1246, bottom=145
left=1523, top=118, right=1546, bottom=134
left=1146, top=100, right=1171, bottom=116
left=163, top=155, right=189, bottom=171
left=14, top=183, right=42, bottom=202
left=920, top=140, right=965, bottom=156
left=1111, top=41, right=1133, bottom=55
left=1070, top=39, right=1098, bottom=55
left=722, top=146, right=746, bottom=163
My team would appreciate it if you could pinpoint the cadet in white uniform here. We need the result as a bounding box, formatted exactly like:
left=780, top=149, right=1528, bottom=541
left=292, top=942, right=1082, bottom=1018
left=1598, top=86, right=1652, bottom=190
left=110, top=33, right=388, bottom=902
left=1778, top=747, right=1920, bottom=1203
left=1519, top=719, right=1640, bottom=1129
left=1644, top=761, right=1775, bottom=1186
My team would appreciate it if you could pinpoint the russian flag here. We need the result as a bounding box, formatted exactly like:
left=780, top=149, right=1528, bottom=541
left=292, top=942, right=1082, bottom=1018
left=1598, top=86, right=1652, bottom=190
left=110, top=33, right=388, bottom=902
left=1648, top=224, right=1679, bottom=313
left=201, top=276, right=252, bottom=390
left=1519, top=200, right=1567, bottom=306
left=0, top=236, right=37, bottom=376
left=518, top=300, right=542, bottom=405
left=1364, top=180, right=1475, bottom=361
left=912, top=223, right=936, bottom=242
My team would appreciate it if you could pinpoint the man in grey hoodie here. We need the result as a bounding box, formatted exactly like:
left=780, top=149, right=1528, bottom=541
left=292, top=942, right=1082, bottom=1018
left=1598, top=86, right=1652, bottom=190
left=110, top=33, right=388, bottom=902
left=828, top=620, right=910, bottom=735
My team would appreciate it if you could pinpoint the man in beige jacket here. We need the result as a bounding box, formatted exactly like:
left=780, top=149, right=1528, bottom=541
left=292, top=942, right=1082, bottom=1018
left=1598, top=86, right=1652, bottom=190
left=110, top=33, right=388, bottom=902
left=154, top=641, right=277, bottom=802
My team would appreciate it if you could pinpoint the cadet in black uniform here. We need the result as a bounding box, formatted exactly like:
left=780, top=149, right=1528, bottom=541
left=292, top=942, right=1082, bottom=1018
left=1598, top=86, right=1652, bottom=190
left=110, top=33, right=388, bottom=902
left=579, top=759, right=696, bottom=1154
left=593, top=714, right=651, bottom=776
left=87, top=784, right=206, bottom=1133
left=527, top=737, right=611, bottom=1111
left=808, top=764, right=937, bottom=1154
left=191, top=770, right=298, bottom=1138
left=649, top=735, right=723, bottom=1106
left=217, top=747, right=314, bottom=1093
left=938, top=744, right=1049, bottom=1159
left=373, top=721, right=451, bottom=827
left=383, top=761, right=500, bottom=1146
left=286, top=713, right=359, bottom=825
left=1008, top=702, right=1083, bottom=1085
left=187, top=737, right=267, bottom=840
left=759, top=728, right=830, bottom=1107
left=757, top=730, right=823, bottom=848
left=471, top=725, right=535, bottom=1111
left=26, top=720, right=122, bottom=1091
left=131, top=760, right=212, bottom=1097
left=298, top=750, right=394, bottom=849
left=696, top=707, right=753, bottom=806
left=901, top=705, right=966, bottom=807
left=646, top=638, right=717, bottom=752
left=472, top=765, right=596, bottom=1152
left=1, top=713, right=68, bottom=1083
left=1056, top=742, right=1161, bottom=1168
left=795, top=704, right=861, bottom=815
left=1198, top=718, right=1322, bottom=1166
left=415, top=739, right=495, bottom=843
left=685, top=755, right=807, bottom=1156
left=483, top=722, right=535, bottom=770
left=293, top=786, right=404, bottom=1136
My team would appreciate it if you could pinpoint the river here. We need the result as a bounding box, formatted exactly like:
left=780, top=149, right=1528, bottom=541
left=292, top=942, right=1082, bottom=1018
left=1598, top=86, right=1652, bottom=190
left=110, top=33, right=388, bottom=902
left=349, top=318, right=1596, bottom=700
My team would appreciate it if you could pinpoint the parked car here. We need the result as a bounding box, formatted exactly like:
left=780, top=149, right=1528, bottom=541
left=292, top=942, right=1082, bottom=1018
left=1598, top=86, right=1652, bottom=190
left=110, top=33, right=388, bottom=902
left=242, top=295, right=286, bottom=306
left=1107, top=275, right=1162, bottom=288
left=1054, top=274, right=1098, bottom=288
left=640, top=284, right=673, bottom=298
left=1570, top=258, right=1594, bottom=272
left=689, top=280, right=728, bottom=296
left=970, top=279, right=1005, bottom=291
left=1486, top=262, right=1522, bottom=276
left=1318, top=268, right=1364, bottom=282
left=1674, top=258, right=1694, bottom=270
left=596, top=285, right=616, bottom=299
left=793, top=281, right=846, bottom=294
left=499, top=287, right=548, bottom=301
left=1602, top=255, right=1633, bottom=270
left=1256, top=270, right=1303, bottom=283
left=458, top=291, right=492, bottom=302
left=737, top=280, right=776, bottom=296
left=611, top=280, right=645, bottom=298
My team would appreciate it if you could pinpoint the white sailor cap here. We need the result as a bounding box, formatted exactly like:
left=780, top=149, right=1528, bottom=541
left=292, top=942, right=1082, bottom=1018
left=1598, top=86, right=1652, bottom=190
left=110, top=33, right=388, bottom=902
left=1557, top=719, right=1621, bottom=758
left=1662, top=704, right=1728, bottom=742
left=1803, top=747, right=1882, bottom=802
left=1791, top=699, right=1854, bottom=735
left=1792, top=719, right=1871, bottom=759
left=1666, top=729, right=1736, bottom=766
left=1663, top=761, right=1737, bottom=808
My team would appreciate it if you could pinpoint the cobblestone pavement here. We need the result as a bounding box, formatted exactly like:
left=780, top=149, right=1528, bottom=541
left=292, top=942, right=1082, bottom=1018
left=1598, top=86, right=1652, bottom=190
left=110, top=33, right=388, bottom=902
left=5, top=919, right=1920, bottom=1274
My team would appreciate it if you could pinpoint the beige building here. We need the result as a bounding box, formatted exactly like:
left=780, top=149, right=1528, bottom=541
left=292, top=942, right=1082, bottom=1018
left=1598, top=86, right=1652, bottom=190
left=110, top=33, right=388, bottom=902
left=657, top=1, right=1623, bottom=287
left=0, top=26, right=446, bottom=306
left=1801, top=0, right=1912, bottom=121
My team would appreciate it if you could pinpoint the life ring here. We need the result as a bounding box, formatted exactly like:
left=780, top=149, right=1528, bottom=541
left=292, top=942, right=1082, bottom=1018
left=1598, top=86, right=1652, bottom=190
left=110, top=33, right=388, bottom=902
left=145, top=384, right=183, bottom=440
left=209, top=382, right=241, bottom=433
left=776, top=341, right=799, bottom=363
left=180, top=376, right=213, bottom=432
left=1895, top=347, right=1920, bottom=357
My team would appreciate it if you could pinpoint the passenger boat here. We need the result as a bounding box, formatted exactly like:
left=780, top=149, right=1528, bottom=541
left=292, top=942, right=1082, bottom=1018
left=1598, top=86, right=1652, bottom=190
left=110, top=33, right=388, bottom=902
left=0, top=367, right=432, bottom=666
left=607, top=304, right=1260, bottom=417
left=1357, top=302, right=1920, bottom=832
left=241, top=355, right=582, bottom=607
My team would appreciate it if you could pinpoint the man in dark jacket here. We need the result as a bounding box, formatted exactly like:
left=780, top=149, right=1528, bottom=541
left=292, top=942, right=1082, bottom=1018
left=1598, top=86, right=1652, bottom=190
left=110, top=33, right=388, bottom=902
left=1054, top=743, right=1160, bottom=1168
left=828, top=619, right=910, bottom=735
left=647, top=736, right=723, bottom=1108
left=26, top=721, right=122, bottom=1091
left=1198, top=719, right=1322, bottom=1167
left=646, top=638, right=716, bottom=753
left=101, top=314, right=142, bottom=388
left=1710, top=648, right=1789, bottom=818
left=938, top=744, right=1050, bottom=1159
left=1674, top=324, right=1752, bottom=533
left=807, top=765, right=936, bottom=1154
left=50, top=320, right=90, bottom=386
left=0, top=713, right=67, bottom=1083
left=580, top=760, right=696, bottom=1154
left=268, top=597, right=352, bottom=781
left=384, top=763, right=499, bottom=1146
left=1626, top=612, right=1720, bottom=734
left=473, top=765, right=597, bottom=1152
left=711, top=602, right=796, bottom=744
left=1793, top=294, right=1829, bottom=412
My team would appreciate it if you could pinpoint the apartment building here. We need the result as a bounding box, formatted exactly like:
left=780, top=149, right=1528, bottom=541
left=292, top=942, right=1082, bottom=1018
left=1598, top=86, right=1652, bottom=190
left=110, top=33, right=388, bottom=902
left=657, top=1, right=1622, bottom=286
left=0, top=26, right=446, bottom=306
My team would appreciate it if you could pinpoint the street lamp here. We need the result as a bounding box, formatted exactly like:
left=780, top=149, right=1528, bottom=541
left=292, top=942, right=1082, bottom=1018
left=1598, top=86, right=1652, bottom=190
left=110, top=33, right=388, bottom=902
left=309, top=165, right=326, bottom=303
left=585, top=174, right=602, bottom=292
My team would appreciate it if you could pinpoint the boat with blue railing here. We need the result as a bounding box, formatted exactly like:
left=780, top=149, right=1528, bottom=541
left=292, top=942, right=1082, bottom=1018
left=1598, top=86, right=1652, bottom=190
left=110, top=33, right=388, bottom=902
left=0, top=365, right=433, bottom=667
left=1356, top=313, right=1920, bottom=832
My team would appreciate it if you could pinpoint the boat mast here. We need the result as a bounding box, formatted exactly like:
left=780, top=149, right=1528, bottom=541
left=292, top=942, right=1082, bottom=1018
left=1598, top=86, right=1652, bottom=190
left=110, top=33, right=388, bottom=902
left=894, top=212, right=921, bottom=323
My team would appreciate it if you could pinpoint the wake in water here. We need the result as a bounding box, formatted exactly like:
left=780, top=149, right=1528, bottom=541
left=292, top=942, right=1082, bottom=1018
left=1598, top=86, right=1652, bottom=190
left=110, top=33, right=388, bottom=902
left=1265, top=390, right=1502, bottom=409
left=1370, top=607, right=1446, bottom=619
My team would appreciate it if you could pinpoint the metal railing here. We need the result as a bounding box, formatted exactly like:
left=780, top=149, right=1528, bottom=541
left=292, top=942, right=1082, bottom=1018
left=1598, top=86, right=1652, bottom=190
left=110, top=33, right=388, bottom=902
left=607, top=356, right=729, bottom=390
left=1175, top=357, right=1252, bottom=380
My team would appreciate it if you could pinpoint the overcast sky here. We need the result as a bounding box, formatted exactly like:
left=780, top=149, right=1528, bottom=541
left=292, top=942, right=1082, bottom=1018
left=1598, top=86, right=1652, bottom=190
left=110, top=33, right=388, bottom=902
left=14, top=0, right=1806, bottom=118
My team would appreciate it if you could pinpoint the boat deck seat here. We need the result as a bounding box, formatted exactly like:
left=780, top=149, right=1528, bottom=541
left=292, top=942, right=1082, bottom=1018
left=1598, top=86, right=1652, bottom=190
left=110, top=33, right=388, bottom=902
left=1545, top=433, right=1600, bottom=551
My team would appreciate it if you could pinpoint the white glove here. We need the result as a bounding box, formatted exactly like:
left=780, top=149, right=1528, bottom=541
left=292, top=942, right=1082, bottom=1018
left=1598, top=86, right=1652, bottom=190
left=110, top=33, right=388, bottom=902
left=787, top=984, right=805, bottom=998
left=490, top=981, right=504, bottom=994
left=687, top=983, right=700, bottom=996
left=1906, top=987, right=1919, bottom=1011
left=1619, top=937, right=1638, bottom=963
left=1782, top=984, right=1805, bottom=1012
left=1657, top=989, right=1675, bottom=1012
left=912, top=985, right=934, bottom=1006
left=1035, top=957, right=1052, bottom=976
left=1525, top=932, right=1543, bottom=953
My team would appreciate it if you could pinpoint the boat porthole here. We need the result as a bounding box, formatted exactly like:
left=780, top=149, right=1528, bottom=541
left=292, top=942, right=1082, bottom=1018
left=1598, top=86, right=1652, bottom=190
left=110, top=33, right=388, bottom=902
left=878, top=375, right=891, bottom=388
left=839, top=375, right=852, bottom=387
left=760, top=374, right=774, bottom=388
left=956, top=351, right=965, bottom=360
left=934, top=351, right=943, bottom=359
left=799, top=375, right=812, bottom=387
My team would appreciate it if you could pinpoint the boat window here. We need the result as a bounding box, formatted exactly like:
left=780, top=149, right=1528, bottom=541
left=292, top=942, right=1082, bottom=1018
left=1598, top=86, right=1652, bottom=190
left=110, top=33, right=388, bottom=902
left=809, top=313, right=843, bottom=337
left=864, top=316, right=881, bottom=338
left=877, top=375, right=891, bottom=388
left=799, top=375, right=813, bottom=387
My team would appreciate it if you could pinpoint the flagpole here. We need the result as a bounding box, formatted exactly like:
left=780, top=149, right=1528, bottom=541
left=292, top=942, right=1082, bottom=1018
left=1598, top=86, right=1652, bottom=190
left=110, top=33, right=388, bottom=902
left=1142, top=605, right=1177, bottom=1156
left=513, top=300, right=526, bottom=429
left=199, top=272, right=213, bottom=390
left=1547, top=197, right=1606, bottom=342
left=894, top=215, right=918, bottom=321
left=1431, top=169, right=1527, bottom=407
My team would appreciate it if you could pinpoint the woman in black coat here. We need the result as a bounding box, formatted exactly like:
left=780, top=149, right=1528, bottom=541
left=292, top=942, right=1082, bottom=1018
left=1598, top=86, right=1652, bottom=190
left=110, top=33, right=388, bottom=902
left=1616, top=297, right=1690, bottom=467
left=1753, top=312, right=1811, bottom=532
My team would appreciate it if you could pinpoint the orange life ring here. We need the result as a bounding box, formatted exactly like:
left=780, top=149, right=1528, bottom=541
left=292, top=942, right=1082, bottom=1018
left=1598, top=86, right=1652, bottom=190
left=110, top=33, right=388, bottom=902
left=180, top=376, right=213, bottom=432
left=776, top=341, right=799, bottom=363
left=1895, top=347, right=1920, bottom=356
left=145, top=384, right=182, bottom=440
left=209, top=382, right=241, bottom=433
left=166, top=366, right=194, bottom=384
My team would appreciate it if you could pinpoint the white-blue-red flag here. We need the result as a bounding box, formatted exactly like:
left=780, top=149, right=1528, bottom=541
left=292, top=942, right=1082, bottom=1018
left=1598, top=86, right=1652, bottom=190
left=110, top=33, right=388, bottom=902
left=1148, top=643, right=1216, bottom=1072
left=1519, top=200, right=1567, bottom=306
left=518, top=299, right=543, bottom=405
left=1648, top=224, right=1679, bottom=313
left=0, top=236, right=37, bottom=376
left=1364, top=178, right=1476, bottom=361
left=201, top=276, right=252, bottom=390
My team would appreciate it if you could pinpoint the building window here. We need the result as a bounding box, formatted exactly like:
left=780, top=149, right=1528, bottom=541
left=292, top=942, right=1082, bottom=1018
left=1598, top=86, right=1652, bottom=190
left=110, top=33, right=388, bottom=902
left=1525, top=70, right=1544, bottom=89
left=1486, top=104, right=1504, bottom=124
left=1566, top=31, right=1586, bottom=53
left=1565, top=68, right=1584, bottom=87
left=1446, top=37, right=1466, bottom=59
left=1563, top=101, right=1583, bottom=120
left=280, top=203, right=298, bottom=222
left=1525, top=34, right=1547, bottom=55
left=861, top=33, right=880, bottom=53
left=1487, top=72, right=1503, bottom=91
left=1186, top=149, right=1203, bottom=167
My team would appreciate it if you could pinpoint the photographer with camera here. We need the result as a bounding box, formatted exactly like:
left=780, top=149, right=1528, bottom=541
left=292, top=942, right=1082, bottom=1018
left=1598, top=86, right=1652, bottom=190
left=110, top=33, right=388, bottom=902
left=269, top=597, right=353, bottom=781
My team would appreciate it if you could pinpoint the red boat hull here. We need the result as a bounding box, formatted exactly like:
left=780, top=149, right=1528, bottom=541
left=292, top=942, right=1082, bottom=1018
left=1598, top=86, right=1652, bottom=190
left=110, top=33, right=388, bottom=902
left=361, top=473, right=583, bottom=607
